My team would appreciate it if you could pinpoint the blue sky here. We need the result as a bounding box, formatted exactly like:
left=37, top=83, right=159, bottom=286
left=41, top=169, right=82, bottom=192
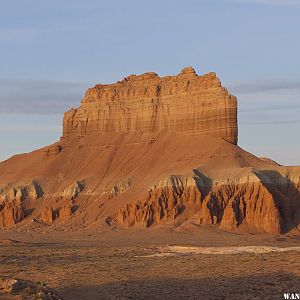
left=0, top=0, right=299, bottom=165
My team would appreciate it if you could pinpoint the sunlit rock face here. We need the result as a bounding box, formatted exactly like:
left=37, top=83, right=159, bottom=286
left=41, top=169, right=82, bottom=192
left=1, top=67, right=300, bottom=235
left=63, top=67, right=238, bottom=144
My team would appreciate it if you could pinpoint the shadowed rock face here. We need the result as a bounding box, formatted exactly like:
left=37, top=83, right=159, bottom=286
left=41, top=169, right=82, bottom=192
left=0, top=68, right=299, bottom=235
left=0, top=182, right=44, bottom=228
left=63, top=67, right=238, bottom=144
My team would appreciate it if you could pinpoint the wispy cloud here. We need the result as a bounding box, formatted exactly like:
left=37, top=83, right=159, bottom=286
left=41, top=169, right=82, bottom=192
left=234, top=0, right=300, bottom=5
left=0, top=79, right=88, bottom=114
left=240, top=105, right=300, bottom=112
left=1, top=77, right=299, bottom=126
left=228, top=78, right=300, bottom=113
left=229, top=78, right=300, bottom=94
left=0, top=124, right=60, bottom=132
left=0, top=23, right=84, bottom=40
left=240, top=120, right=300, bottom=125
left=228, top=77, right=300, bottom=126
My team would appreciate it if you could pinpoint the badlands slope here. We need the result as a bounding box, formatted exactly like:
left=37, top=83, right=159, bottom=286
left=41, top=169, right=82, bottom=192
left=0, top=67, right=299, bottom=235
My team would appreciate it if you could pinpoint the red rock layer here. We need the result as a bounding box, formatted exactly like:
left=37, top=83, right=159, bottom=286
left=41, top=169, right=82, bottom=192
left=117, top=170, right=300, bottom=234
left=0, top=200, right=24, bottom=228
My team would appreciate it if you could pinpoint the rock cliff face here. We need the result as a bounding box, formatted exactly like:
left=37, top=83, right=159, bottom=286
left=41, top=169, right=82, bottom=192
left=0, top=182, right=43, bottom=203
left=0, top=67, right=299, bottom=235
left=63, top=67, right=238, bottom=144
left=117, top=171, right=289, bottom=234
left=0, top=182, right=43, bottom=228
left=0, top=199, right=24, bottom=228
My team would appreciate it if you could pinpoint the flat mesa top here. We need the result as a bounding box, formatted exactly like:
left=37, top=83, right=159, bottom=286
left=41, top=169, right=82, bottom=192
left=83, top=67, right=223, bottom=101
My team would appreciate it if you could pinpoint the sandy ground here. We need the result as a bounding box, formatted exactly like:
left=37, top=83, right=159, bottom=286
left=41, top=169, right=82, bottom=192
left=1, top=225, right=300, bottom=299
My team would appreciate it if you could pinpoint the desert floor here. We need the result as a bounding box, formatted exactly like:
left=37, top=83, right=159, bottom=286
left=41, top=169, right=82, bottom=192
left=1, top=225, right=300, bottom=300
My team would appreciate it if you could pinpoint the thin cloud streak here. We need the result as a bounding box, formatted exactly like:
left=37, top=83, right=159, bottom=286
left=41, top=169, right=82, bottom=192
left=0, top=24, right=85, bottom=40
left=0, top=78, right=299, bottom=116
left=0, top=125, right=60, bottom=132
left=234, top=0, right=300, bottom=6
left=240, top=105, right=300, bottom=112
left=241, top=120, right=300, bottom=125
left=229, top=79, right=300, bottom=94
left=0, top=79, right=87, bottom=89
left=0, top=79, right=88, bottom=114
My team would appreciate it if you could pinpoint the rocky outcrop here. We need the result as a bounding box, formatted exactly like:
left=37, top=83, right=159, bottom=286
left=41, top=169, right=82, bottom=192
left=62, top=181, right=84, bottom=200
left=0, top=200, right=24, bottom=228
left=0, top=182, right=43, bottom=203
left=111, top=178, right=132, bottom=197
left=0, top=277, right=62, bottom=300
left=117, top=175, right=210, bottom=227
left=199, top=179, right=281, bottom=234
left=39, top=202, right=74, bottom=224
left=58, top=202, right=73, bottom=221
left=63, top=67, right=238, bottom=144
left=0, top=182, right=43, bottom=228
left=45, top=144, right=62, bottom=157
left=40, top=206, right=55, bottom=224
left=117, top=170, right=300, bottom=234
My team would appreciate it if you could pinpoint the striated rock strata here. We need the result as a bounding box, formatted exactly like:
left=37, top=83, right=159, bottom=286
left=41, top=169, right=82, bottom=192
left=63, top=67, right=238, bottom=144
left=118, top=169, right=300, bottom=234
left=0, top=67, right=299, bottom=235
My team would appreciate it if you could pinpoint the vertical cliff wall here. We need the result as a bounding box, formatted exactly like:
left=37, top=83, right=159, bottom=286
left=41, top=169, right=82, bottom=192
left=63, top=67, right=238, bottom=144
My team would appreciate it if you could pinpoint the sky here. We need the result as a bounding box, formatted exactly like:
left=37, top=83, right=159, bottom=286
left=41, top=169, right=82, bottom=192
left=0, top=0, right=299, bottom=165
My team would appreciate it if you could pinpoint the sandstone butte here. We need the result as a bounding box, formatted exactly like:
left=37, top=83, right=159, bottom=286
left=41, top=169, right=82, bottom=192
left=0, top=67, right=299, bottom=235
